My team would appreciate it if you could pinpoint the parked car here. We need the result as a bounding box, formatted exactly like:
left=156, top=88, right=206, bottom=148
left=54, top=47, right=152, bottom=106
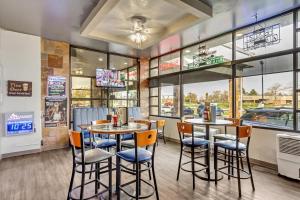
left=197, top=104, right=224, bottom=117
left=183, top=107, right=194, bottom=115
left=161, top=106, right=173, bottom=115
left=241, top=108, right=293, bottom=129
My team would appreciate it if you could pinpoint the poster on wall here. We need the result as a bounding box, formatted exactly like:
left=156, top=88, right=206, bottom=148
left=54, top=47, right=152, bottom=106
left=48, top=54, right=63, bottom=68
left=44, top=97, right=67, bottom=127
left=7, top=80, right=32, bottom=96
left=47, top=76, right=66, bottom=96
left=4, top=112, right=34, bottom=136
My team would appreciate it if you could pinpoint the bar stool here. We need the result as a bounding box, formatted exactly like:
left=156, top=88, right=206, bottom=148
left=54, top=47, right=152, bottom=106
left=176, top=122, right=210, bottom=190
left=181, top=116, right=206, bottom=138
left=156, top=119, right=166, bottom=144
left=116, top=129, right=159, bottom=200
left=68, top=131, right=113, bottom=200
left=121, top=119, right=151, bottom=149
left=91, top=120, right=117, bottom=150
left=214, top=125, right=255, bottom=198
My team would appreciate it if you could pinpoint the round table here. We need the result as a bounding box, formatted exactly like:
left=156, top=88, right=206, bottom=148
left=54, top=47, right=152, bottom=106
left=88, top=122, right=148, bottom=200
left=184, top=118, right=233, bottom=181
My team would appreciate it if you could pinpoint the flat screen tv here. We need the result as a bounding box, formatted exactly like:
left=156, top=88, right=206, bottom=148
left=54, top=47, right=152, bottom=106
left=96, top=69, right=125, bottom=88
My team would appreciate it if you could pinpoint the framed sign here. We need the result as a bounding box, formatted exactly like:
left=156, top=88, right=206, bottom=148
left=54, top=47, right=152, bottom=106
left=47, top=76, right=66, bottom=96
left=7, top=80, right=32, bottom=97
left=45, top=97, right=67, bottom=127
left=4, top=112, right=34, bottom=136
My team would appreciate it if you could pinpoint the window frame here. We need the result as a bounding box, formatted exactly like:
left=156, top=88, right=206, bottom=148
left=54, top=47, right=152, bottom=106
left=148, top=8, right=300, bottom=132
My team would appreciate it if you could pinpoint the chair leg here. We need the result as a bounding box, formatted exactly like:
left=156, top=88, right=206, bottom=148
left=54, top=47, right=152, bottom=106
left=108, top=158, right=112, bottom=200
left=89, top=163, right=93, bottom=179
left=136, top=162, right=140, bottom=200
left=214, top=145, right=218, bottom=185
left=148, top=162, right=152, bottom=180
left=231, top=150, right=234, bottom=176
left=207, top=144, right=210, bottom=181
left=139, top=164, right=142, bottom=195
left=227, top=150, right=231, bottom=180
left=80, top=165, right=86, bottom=200
left=152, top=160, right=160, bottom=200
left=95, top=163, right=99, bottom=196
left=67, top=163, right=76, bottom=200
left=176, top=145, right=183, bottom=181
left=236, top=150, right=242, bottom=198
left=191, top=146, right=195, bottom=190
left=239, top=151, right=244, bottom=170
left=163, top=133, right=166, bottom=144
left=246, top=150, right=255, bottom=191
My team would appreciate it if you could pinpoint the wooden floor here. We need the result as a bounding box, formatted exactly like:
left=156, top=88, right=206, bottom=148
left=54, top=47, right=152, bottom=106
left=0, top=141, right=300, bottom=200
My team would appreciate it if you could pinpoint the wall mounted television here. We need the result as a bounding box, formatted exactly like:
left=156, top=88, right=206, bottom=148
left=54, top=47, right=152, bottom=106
left=96, top=69, right=125, bottom=88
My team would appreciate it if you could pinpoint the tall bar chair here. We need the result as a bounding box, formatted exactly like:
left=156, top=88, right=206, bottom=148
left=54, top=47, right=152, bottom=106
left=68, top=131, right=113, bottom=200
left=116, top=129, right=159, bottom=200
left=121, top=119, right=151, bottom=149
left=214, top=125, right=255, bottom=198
left=181, top=116, right=206, bottom=138
left=156, top=119, right=166, bottom=144
left=176, top=122, right=210, bottom=189
left=91, top=120, right=117, bottom=151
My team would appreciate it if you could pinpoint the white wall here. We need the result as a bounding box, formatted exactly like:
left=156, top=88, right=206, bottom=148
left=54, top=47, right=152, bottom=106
left=0, top=30, right=41, bottom=156
left=150, top=116, right=295, bottom=165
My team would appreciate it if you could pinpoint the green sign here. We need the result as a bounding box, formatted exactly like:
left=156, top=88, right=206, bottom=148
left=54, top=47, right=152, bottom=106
left=187, top=55, right=224, bottom=70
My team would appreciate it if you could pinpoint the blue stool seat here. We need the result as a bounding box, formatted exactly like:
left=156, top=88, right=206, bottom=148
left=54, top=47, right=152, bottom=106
left=182, top=138, right=209, bottom=147
left=214, top=140, right=246, bottom=150
left=93, top=139, right=117, bottom=148
left=122, top=133, right=134, bottom=140
left=117, top=148, right=152, bottom=163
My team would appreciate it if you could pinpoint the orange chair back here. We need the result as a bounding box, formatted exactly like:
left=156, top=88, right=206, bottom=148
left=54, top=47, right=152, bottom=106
left=225, top=118, right=241, bottom=126
left=69, top=131, right=82, bottom=148
left=156, top=120, right=166, bottom=129
left=134, top=119, right=151, bottom=130
left=177, top=122, right=193, bottom=134
left=237, top=126, right=252, bottom=138
left=92, top=119, right=110, bottom=125
left=136, top=129, right=157, bottom=147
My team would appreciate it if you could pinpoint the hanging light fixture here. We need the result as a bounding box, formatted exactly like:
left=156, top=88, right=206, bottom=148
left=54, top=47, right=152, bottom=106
left=129, top=16, right=148, bottom=47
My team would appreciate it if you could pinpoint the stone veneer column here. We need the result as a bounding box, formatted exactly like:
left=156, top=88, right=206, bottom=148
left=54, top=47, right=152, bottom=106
left=139, top=58, right=149, bottom=117
left=41, top=39, right=70, bottom=151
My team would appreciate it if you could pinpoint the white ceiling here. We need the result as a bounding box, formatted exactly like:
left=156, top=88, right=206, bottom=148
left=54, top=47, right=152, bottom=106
left=0, top=0, right=300, bottom=57
left=81, top=0, right=212, bottom=49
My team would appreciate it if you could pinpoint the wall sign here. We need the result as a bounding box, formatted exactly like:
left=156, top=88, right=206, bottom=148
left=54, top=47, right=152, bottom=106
left=4, top=112, right=34, bottom=136
left=44, top=97, right=67, bottom=127
left=7, top=80, right=32, bottom=97
left=47, top=76, right=66, bottom=96
left=188, top=55, right=224, bottom=70
left=48, top=54, right=63, bottom=68
left=243, top=23, right=280, bottom=51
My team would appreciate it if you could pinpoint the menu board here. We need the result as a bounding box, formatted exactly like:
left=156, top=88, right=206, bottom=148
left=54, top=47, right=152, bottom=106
left=44, top=97, right=67, bottom=127
left=4, top=112, right=34, bottom=136
left=47, top=76, right=66, bottom=96
left=7, top=80, right=32, bottom=97
left=96, top=69, right=125, bottom=88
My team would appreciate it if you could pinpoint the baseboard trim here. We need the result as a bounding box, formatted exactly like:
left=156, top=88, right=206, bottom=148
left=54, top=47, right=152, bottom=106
left=1, top=149, right=41, bottom=159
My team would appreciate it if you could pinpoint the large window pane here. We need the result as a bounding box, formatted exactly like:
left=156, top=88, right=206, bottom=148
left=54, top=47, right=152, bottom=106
left=159, top=52, right=180, bottom=75
left=160, top=75, right=180, bottom=117
left=150, top=107, right=158, bottom=115
left=71, top=77, right=91, bottom=98
left=236, top=54, right=293, bottom=130
left=182, top=66, right=232, bottom=119
left=235, top=13, right=293, bottom=59
left=71, top=48, right=107, bottom=76
left=109, top=54, right=137, bottom=70
left=182, top=34, right=232, bottom=70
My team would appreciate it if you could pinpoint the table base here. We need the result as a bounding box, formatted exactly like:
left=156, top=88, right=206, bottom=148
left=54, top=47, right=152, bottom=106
left=195, top=171, right=223, bottom=181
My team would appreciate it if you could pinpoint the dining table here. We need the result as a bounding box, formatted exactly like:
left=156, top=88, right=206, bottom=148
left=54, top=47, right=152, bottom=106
left=87, top=122, right=148, bottom=200
left=184, top=118, right=233, bottom=181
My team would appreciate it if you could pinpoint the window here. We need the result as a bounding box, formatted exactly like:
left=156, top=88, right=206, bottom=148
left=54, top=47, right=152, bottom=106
left=182, top=66, right=232, bottom=119
left=159, top=52, right=180, bottom=75
left=235, top=13, right=293, bottom=59
left=236, top=54, right=293, bottom=130
left=150, top=58, right=159, bottom=77
left=182, top=34, right=232, bottom=70
left=160, top=75, right=180, bottom=117
left=149, top=79, right=159, bottom=115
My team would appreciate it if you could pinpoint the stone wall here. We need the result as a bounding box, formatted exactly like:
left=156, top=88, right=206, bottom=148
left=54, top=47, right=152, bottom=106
left=139, top=58, right=149, bottom=117
left=41, top=39, right=70, bottom=151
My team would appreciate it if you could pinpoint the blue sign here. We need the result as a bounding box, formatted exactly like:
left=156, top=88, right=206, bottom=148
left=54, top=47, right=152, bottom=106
left=4, top=112, right=34, bottom=136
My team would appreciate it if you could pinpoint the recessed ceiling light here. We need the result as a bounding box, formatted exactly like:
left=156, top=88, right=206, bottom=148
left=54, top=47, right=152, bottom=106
left=98, top=58, right=103, bottom=61
left=111, top=67, right=116, bottom=70
left=236, top=33, right=243, bottom=37
left=124, top=62, right=128, bottom=65
left=185, top=49, right=191, bottom=53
